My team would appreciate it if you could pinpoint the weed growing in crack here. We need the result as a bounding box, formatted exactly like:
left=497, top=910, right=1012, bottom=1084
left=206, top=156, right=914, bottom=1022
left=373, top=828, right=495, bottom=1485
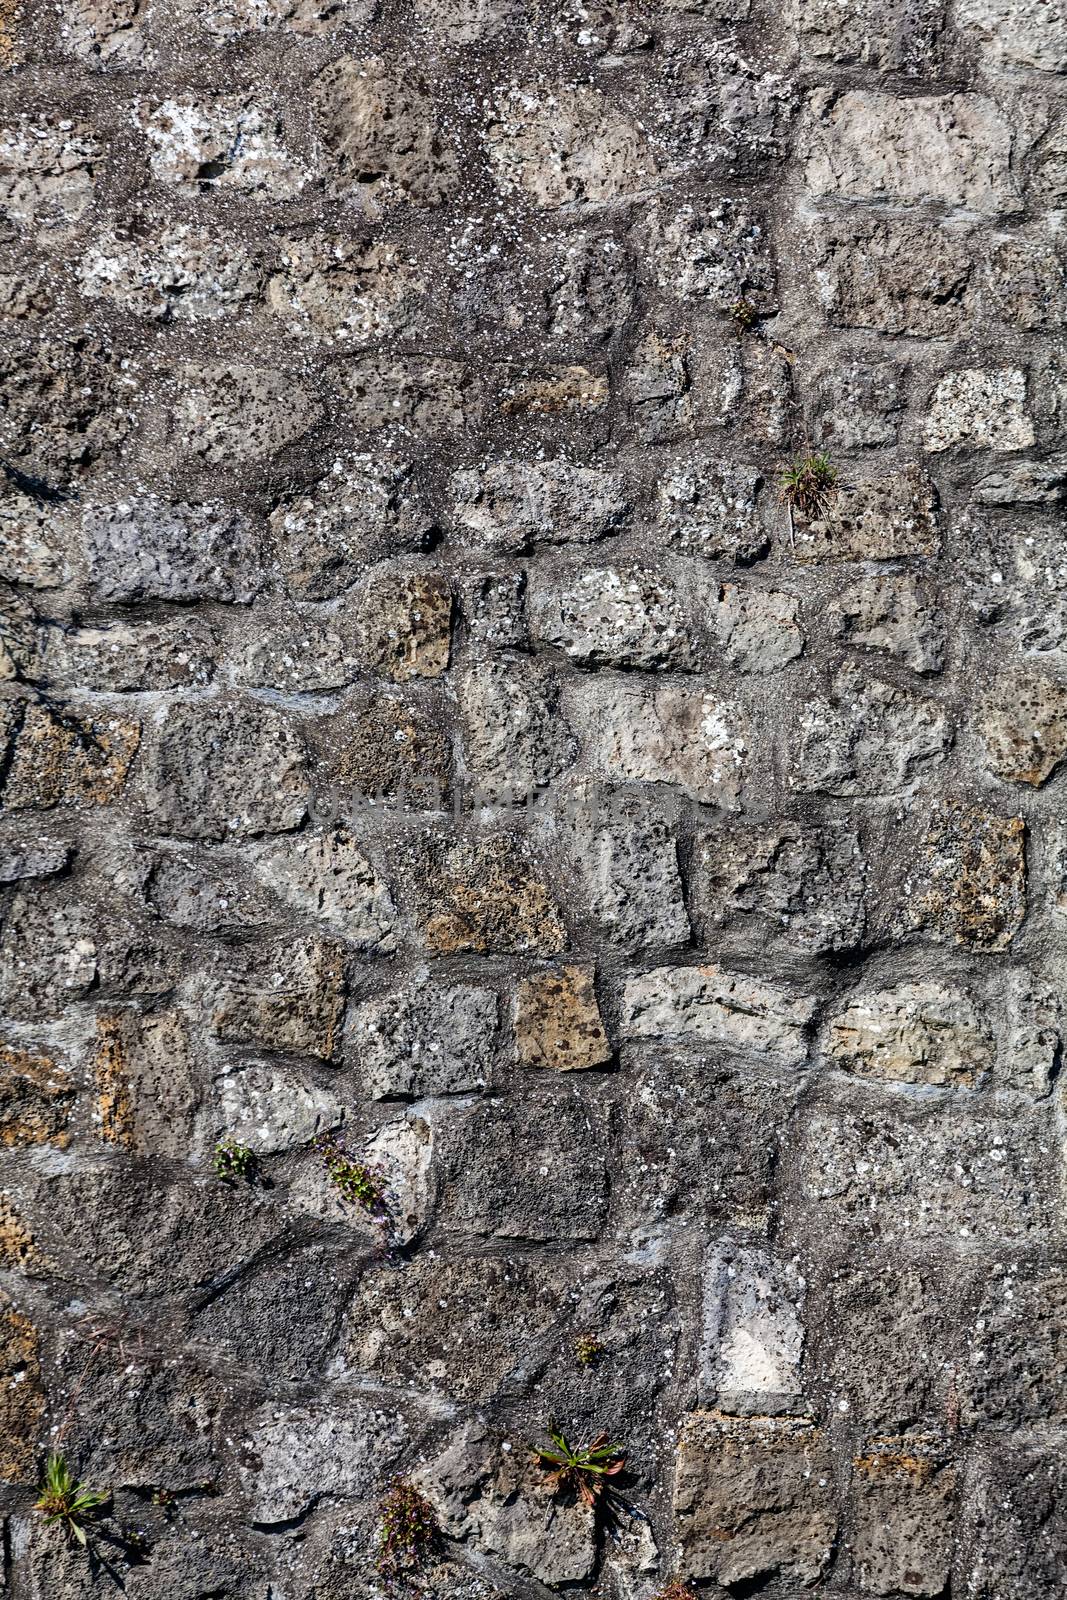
left=530, top=1421, right=625, bottom=1510
left=574, top=1333, right=605, bottom=1367
left=34, top=1453, right=108, bottom=1546
left=731, top=296, right=761, bottom=332
left=778, top=451, right=838, bottom=520
left=376, top=1478, right=438, bottom=1586
left=213, top=1136, right=257, bottom=1184
left=316, top=1131, right=390, bottom=1221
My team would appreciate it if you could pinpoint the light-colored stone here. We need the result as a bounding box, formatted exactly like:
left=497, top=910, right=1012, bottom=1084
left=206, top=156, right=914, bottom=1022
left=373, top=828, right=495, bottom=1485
left=827, top=982, right=994, bottom=1087
left=805, top=90, right=1017, bottom=214
left=213, top=1063, right=344, bottom=1154
left=239, top=1402, right=407, bottom=1523
left=253, top=829, right=397, bottom=951
left=715, top=584, right=803, bottom=673
left=352, top=971, right=499, bottom=1097
left=978, top=672, right=1067, bottom=786
left=486, top=83, right=654, bottom=208
left=622, top=966, right=815, bottom=1065
left=700, top=1242, right=806, bottom=1414
left=832, top=575, right=944, bottom=673
left=924, top=368, right=1035, bottom=453
left=576, top=680, right=746, bottom=806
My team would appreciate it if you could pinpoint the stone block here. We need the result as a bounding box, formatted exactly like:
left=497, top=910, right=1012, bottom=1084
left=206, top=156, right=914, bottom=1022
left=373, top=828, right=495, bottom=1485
left=209, top=938, right=346, bottom=1061
left=514, top=964, right=611, bottom=1071
left=805, top=90, right=1017, bottom=213
left=827, top=982, right=994, bottom=1086
left=447, top=460, right=628, bottom=553
left=352, top=971, right=500, bottom=1097
left=621, top=965, right=814, bottom=1065
left=141, top=700, right=309, bottom=840
left=690, top=821, right=867, bottom=955
left=673, top=1411, right=836, bottom=1586
left=699, top=1242, right=806, bottom=1415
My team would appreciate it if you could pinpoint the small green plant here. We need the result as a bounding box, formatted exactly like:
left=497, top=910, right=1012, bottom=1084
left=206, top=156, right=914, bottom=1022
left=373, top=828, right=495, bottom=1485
left=376, top=1478, right=438, bottom=1582
left=778, top=451, right=838, bottom=520
left=731, top=296, right=760, bottom=332
left=33, top=1453, right=108, bottom=1546
left=574, top=1333, right=605, bottom=1367
left=213, top=1136, right=257, bottom=1184
left=316, top=1132, right=390, bottom=1219
left=530, top=1422, right=625, bottom=1509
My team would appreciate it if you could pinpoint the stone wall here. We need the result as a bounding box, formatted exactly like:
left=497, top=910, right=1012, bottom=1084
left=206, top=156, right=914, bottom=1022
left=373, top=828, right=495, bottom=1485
left=1, top=0, right=1065, bottom=1596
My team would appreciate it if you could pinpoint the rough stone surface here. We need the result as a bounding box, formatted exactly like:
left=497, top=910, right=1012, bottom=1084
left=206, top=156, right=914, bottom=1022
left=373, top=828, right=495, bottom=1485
left=2, top=10, right=1061, bottom=1599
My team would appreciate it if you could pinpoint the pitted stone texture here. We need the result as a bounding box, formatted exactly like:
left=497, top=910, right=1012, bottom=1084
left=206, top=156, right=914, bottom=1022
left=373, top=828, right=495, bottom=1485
left=63, top=0, right=146, bottom=64
left=924, top=368, right=1035, bottom=452
left=352, top=971, right=499, bottom=1097
left=141, top=97, right=306, bottom=194
left=674, top=1412, right=836, bottom=1587
left=3, top=706, right=140, bottom=811
left=405, top=833, right=566, bottom=956
left=91, top=1008, right=196, bottom=1156
left=514, top=964, right=611, bottom=1072
left=699, top=1242, right=806, bottom=1415
left=958, top=0, right=1067, bottom=72
left=619, top=1054, right=799, bottom=1232
left=653, top=39, right=796, bottom=174
left=827, top=982, right=994, bottom=1087
left=312, top=55, right=458, bottom=206
left=199, top=0, right=376, bottom=38
left=354, top=566, right=452, bottom=680
left=142, top=700, right=309, bottom=840
left=344, top=1254, right=569, bottom=1401
left=447, top=460, right=628, bottom=553
left=962, top=1443, right=1067, bottom=1600
left=0, top=1044, right=74, bottom=1148
left=436, top=1094, right=607, bottom=1241
left=807, top=356, right=904, bottom=450
left=978, top=671, right=1067, bottom=786
left=964, top=1265, right=1067, bottom=1425
left=690, top=822, right=867, bottom=955
left=851, top=1439, right=956, bottom=1598
left=0, top=117, right=101, bottom=234
left=458, top=659, right=577, bottom=797
left=486, top=83, right=654, bottom=208
left=331, top=689, right=450, bottom=803
left=655, top=459, right=767, bottom=561
left=804, top=90, right=1017, bottom=213
left=832, top=574, right=944, bottom=673
left=714, top=583, right=803, bottom=673
left=529, top=564, right=695, bottom=669
left=84, top=498, right=260, bottom=604
left=170, top=362, right=322, bottom=465
left=239, top=1402, right=407, bottom=1524
left=80, top=225, right=262, bottom=322
left=0, top=493, right=73, bottom=590
left=252, top=828, right=397, bottom=951
left=792, top=465, right=940, bottom=561
left=646, top=197, right=776, bottom=311
left=800, top=1101, right=1053, bottom=1239
left=810, top=216, right=976, bottom=336
left=209, top=937, right=345, bottom=1060
left=895, top=805, right=1026, bottom=951
left=792, top=664, right=950, bottom=796
left=575, top=680, right=746, bottom=806
left=266, top=237, right=423, bottom=344
left=0, top=1302, right=44, bottom=1482
left=622, top=966, right=815, bottom=1065
left=808, top=1258, right=962, bottom=1429
left=40, top=617, right=216, bottom=693
left=796, top=0, right=946, bottom=73
left=270, top=459, right=433, bottom=602
left=561, top=786, right=690, bottom=951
